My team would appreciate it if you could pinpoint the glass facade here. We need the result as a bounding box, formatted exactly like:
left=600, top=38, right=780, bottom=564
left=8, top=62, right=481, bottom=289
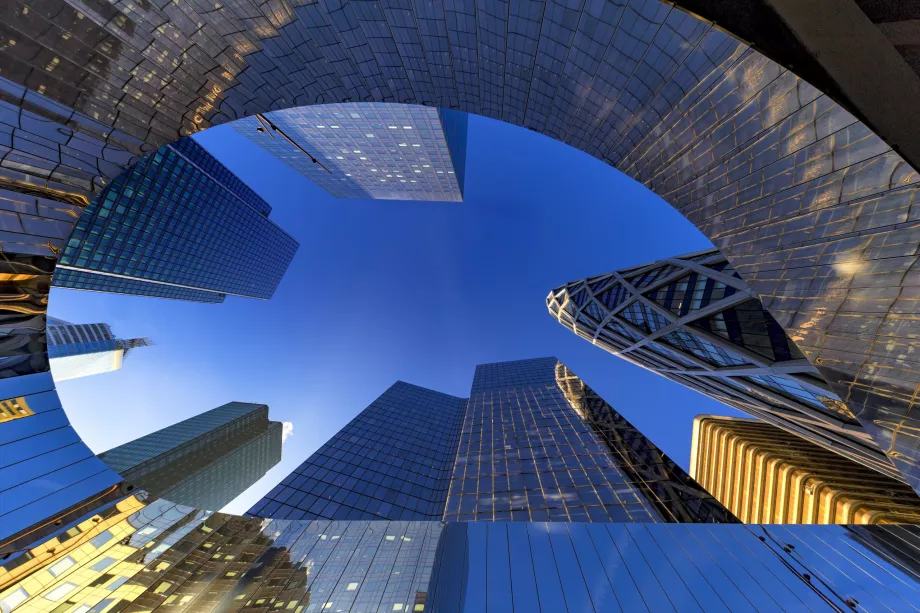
left=446, top=358, right=732, bottom=524
left=98, top=402, right=282, bottom=510
left=55, top=137, right=298, bottom=302
left=3, top=493, right=920, bottom=613
left=251, top=358, right=732, bottom=524
left=232, top=104, right=466, bottom=201
left=46, top=318, right=151, bottom=381
left=2, top=0, right=920, bottom=492
left=547, top=249, right=902, bottom=482
left=248, top=382, right=467, bottom=521
left=52, top=268, right=228, bottom=303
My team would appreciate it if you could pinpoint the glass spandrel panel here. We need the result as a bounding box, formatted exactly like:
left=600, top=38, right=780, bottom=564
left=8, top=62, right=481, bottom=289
left=546, top=523, right=596, bottom=612
left=526, top=523, right=568, bottom=612
left=566, top=523, right=625, bottom=612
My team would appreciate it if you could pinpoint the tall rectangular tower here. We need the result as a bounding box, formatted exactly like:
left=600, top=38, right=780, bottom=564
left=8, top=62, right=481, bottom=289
left=232, top=103, right=467, bottom=201
left=691, top=415, right=920, bottom=524
left=52, top=137, right=299, bottom=303
left=98, top=402, right=282, bottom=510
left=46, top=317, right=151, bottom=381
left=248, top=358, right=734, bottom=523
left=248, top=382, right=467, bottom=521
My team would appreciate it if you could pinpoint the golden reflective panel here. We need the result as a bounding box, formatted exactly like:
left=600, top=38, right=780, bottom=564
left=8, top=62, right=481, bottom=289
left=691, top=415, right=920, bottom=524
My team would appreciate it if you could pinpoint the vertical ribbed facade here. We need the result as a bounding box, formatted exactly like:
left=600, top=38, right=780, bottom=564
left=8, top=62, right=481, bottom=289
left=690, top=415, right=920, bottom=524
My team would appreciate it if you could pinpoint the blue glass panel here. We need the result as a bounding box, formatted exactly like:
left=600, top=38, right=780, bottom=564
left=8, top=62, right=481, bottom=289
left=567, top=523, right=624, bottom=612
left=546, top=523, right=596, bottom=612
left=527, top=523, right=568, bottom=612
left=486, top=524, right=513, bottom=612
left=461, top=523, right=487, bottom=613
left=506, top=523, right=540, bottom=613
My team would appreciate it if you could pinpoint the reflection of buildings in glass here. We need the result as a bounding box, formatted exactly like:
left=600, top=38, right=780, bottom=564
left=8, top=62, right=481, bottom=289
left=98, top=402, right=282, bottom=510
left=248, top=357, right=735, bottom=524
left=232, top=104, right=467, bottom=201
left=53, top=137, right=299, bottom=304
left=4, top=493, right=920, bottom=613
left=547, top=249, right=900, bottom=481
left=46, top=317, right=151, bottom=381
left=690, top=415, right=920, bottom=524
left=0, top=397, right=34, bottom=424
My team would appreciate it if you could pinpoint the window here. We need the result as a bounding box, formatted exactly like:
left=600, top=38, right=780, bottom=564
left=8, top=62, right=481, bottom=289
left=43, top=582, right=78, bottom=602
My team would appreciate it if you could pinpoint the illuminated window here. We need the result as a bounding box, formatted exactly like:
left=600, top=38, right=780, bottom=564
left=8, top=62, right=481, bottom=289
left=346, top=582, right=359, bottom=591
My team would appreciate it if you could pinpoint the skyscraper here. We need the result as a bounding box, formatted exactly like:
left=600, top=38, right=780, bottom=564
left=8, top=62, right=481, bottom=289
left=52, top=137, right=299, bottom=303
left=248, top=357, right=734, bottom=523
left=547, top=249, right=900, bottom=482
left=232, top=104, right=467, bottom=201
left=46, top=317, right=151, bottom=381
left=98, top=402, right=282, bottom=510
left=690, top=415, right=920, bottom=524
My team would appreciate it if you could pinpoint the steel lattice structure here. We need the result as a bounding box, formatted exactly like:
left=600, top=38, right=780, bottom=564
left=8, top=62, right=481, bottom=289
left=547, top=249, right=899, bottom=481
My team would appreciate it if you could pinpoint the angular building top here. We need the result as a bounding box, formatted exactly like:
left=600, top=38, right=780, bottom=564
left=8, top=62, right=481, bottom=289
left=98, top=401, right=282, bottom=510
left=46, top=318, right=151, bottom=382
left=54, top=137, right=299, bottom=303
left=248, top=357, right=734, bottom=524
left=232, top=103, right=467, bottom=201
left=691, top=415, right=920, bottom=524
left=547, top=249, right=900, bottom=483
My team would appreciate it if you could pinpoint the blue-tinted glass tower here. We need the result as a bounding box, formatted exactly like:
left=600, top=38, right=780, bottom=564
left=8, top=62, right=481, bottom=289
left=232, top=103, right=467, bottom=201
left=53, top=138, right=299, bottom=303
left=248, top=358, right=733, bottom=523
left=99, top=402, right=282, bottom=510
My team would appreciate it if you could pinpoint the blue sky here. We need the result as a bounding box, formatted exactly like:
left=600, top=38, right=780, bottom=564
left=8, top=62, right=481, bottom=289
left=50, top=113, right=743, bottom=514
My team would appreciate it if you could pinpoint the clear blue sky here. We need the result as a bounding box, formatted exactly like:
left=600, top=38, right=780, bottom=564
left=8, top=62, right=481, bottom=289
left=50, top=113, right=743, bottom=514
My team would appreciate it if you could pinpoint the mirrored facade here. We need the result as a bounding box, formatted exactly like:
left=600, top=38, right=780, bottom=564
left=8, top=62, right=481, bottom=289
left=46, top=317, right=151, bottom=381
left=247, top=382, right=468, bottom=522
left=3, top=0, right=920, bottom=491
left=691, top=415, right=920, bottom=524
left=99, top=402, right=282, bottom=510
left=3, top=492, right=920, bottom=613
left=547, top=249, right=901, bottom=482
left=251, top=358, right=733, bottom=525
left=232, top=104, right=467, bottom=201
left=54, top=138, right=299, bottom=303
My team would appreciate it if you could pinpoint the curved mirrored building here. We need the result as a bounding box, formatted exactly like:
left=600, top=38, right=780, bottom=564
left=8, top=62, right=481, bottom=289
left=3, top=0, right=920, bottom=610
left=2, top=0, right=919, bottom=490
left=2, top=493, right=920, bottom=613
left=547, top=249, right=903, bottom=482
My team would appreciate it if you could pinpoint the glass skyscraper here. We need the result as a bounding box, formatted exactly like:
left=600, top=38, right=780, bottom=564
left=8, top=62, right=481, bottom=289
left=46, top=317, right=151, bottom=381
left=98, top=402, right=283, bottom=510
left=248, top=358, right=733, bottom=524
left=52, top=137, right=299, bottom=303
left=547, top=249, right=901, bottom=482
left=232, top=104, right=467, bottom=201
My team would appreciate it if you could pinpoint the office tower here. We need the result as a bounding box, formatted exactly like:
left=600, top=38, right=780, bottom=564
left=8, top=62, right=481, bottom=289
left=232, top=104, right=467, bottom=201
left=250, top=382, right=467, bottom=521
left=98, top=402, right=282, bottom=510
left=547, top=249, right=900, bottom=482
left=46, top=317, right=151, bottom=381
left=52, top=137, right=299, bottom=303
left=248, top=357, right=734, bottom=523
left=690, top=415, right=920, bottom=524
